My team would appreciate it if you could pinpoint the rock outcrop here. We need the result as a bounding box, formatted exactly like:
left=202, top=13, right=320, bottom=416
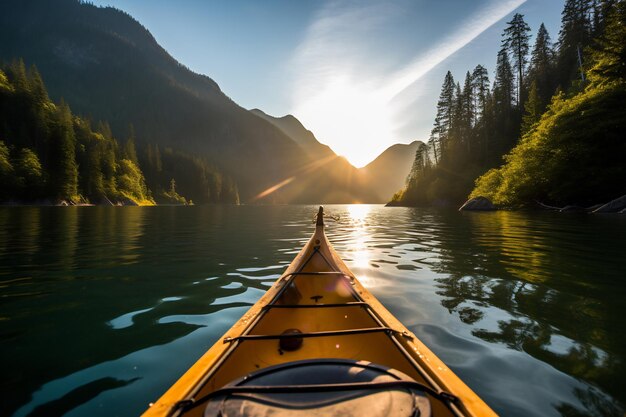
left=592, top=195, right=626, bottom=213
left=459, top=197, right=496, bottom=211
left=560, top=205, right=586, bottom=212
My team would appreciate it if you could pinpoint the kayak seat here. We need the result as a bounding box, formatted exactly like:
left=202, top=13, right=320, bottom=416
left=201, top=358, right=431, bottom=417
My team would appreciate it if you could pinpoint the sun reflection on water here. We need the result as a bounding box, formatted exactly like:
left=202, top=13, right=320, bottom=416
left=347, top=204, right=371, bottom=223
left=346, top=205, right=375, bottom=287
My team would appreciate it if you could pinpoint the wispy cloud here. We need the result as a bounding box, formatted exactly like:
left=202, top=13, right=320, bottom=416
left=289, top=0, right=526, bottom=167
left=383, top=0, right=526, bottom=100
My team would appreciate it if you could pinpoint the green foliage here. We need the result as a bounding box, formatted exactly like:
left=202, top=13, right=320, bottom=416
left=0, top=140, right=12, bottom=174
left=48, top=101, right=79, bottom=200
left=396, top=1, right=624, bottom=208
left=14, top=148, right=43, bottom=195
left=141, top=146, right=239, bottom=204
left=116, top=158, right=152, bottom=205
left=0, top=61, right=156, bottom=205
left=471, top=2, right=626, bottom=206
left=0, top=70, right=13, bottom=92
left=161, top=178, right=187, bottom=205
left=123, top=125, right=139, bottom=164
left=521, top=81, right=543, bottom=134
left=557, top=0, right=593, bottom=88
left=472, top=83, right=626, bottom=206
left=0, top=140, right=15, bottom=199
left=587, top=1, right=626, bottom=84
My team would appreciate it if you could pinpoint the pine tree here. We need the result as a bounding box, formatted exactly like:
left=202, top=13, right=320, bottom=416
left=521, top=81, right=543, bottom=134
left=123, top=125, right=139, bottom=165
left=492, top=48, right=517, bottom=160
left=459, top=72, right=475, bottom=155
left=430, top=71, right=456, bottom=161
left=97, top=121, right=113, bottom=141
left=594, top=0, right=617, bottom=35
left=449, top=81, right=464, bottom=152
left=558, top=0, right=593, bottom=87
left=408, top=142, right=430, bottom=181
left=15, top=148, right=43, bottom=197
left=49, top=101, right=78, bottom=200
left=588, top=1, right=626, bottom=84
left=462, top=72, right=475, bottom=128
left=528, top=23, right=556, bottom=110
left=502, top=13, right=532, bottom=105
left=0, top=141, right=14, bottom=198
left=494, top=48, right=515, bottom=109
left=74, top=119, right=105, bottom=200
left=428, top=135, right=440, bottom=165
left=8, top=59, right=28, bottom=92
left=169, top=178, right=175, bottom=194
left=28, top=65, right=49, bottom=104
left=471, top=65, right=490, bottom=123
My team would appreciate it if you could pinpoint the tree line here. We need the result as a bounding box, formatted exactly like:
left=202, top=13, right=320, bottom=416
left=392, top=0, right=624, bottom=207
left=0, top=60, right=239, bottom=205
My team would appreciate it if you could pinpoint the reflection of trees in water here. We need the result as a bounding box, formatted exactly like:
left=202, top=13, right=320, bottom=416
left=0, top=207, right=188, bottom=417
left=557, top=386, right=623, bottom=417
left=1, top=206, right=301, bottom=416
left=417, top=210, right=625, bottom=415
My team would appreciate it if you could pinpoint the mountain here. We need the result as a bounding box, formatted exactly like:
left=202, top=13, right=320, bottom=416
left=0, top=0, right=310, bottom=202
left=0, top=0, right=416, bottom=204
left=250, top=109, right=335, bottom=160
left=252, top=109, right=420, bottom=202
left=249, top=109, right=376, bottom=203
left=360, top=141, right=421, bottom=201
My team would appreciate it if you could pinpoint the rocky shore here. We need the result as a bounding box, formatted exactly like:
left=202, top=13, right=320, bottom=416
left=459, top=195, right=626, bottom=214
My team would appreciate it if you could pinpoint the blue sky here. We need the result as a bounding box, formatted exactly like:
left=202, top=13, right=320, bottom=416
left=91, top=0, right=564, bottom=167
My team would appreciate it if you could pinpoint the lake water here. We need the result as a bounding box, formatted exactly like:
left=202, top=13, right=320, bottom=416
left=1, top=205, right=625, bottom=417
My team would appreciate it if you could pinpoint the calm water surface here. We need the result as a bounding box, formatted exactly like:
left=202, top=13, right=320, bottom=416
left=1, top=205, right=625, bottom=417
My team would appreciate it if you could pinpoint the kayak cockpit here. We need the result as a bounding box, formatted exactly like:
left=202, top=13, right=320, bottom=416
left=199, top=359, right=433, bottom=417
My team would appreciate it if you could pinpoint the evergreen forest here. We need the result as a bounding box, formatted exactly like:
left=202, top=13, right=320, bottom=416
left=0, top=61, right=239, bottom=205
left=392, top=0, right=626, bottom=208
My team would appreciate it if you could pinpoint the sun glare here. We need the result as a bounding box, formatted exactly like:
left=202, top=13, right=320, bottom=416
left=346, top=204, right=376, bottom=287
left=294, top=78, right=394, bottom=168
left=347, top=204, right=371, bottom=222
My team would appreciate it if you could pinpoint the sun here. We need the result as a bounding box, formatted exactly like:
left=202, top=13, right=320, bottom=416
left=293, top=77, right=395, bottom=168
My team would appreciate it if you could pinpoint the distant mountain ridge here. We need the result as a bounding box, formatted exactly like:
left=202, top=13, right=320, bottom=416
left=361, top=141, right=421, bottom=200
left=0, top=0, right=417, bottom=203
left=250, top=109, right=335, bottom=160
left=252, top=109, right=421, bottom=202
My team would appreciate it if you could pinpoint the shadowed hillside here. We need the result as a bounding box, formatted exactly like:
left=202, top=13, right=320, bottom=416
left=250, top=109, right=335, bottom=160
left=360, top=141, right=421, bottom=202
left=0, top=0, right=308, bottom=202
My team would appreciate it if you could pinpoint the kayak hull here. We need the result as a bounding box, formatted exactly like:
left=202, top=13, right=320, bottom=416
left=143, top=210, right=496, bottom=417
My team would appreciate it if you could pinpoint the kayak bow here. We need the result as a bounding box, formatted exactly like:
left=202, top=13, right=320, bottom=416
left=143, top=206, right=496, bottom=417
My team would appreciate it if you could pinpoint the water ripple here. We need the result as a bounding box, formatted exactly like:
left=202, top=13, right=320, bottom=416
left=1, top=205, right=624, bottom=417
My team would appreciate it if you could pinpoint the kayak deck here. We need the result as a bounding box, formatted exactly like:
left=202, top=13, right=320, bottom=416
left=143, top=207, right=496, bottom=417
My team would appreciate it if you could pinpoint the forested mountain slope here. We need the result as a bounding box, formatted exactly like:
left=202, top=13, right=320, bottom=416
left=0, top=62, right=154, bottom=205
left=0, top=0, right=307, bottom=202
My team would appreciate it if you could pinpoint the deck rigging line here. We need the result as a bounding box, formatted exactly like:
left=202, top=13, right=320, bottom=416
left=174, top=379, right=459, bottom=412
left=223, top=327, right=397, bottom=343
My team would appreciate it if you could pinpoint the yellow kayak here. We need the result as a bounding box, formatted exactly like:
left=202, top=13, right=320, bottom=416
left=143, top=207, right=496, bottom=417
